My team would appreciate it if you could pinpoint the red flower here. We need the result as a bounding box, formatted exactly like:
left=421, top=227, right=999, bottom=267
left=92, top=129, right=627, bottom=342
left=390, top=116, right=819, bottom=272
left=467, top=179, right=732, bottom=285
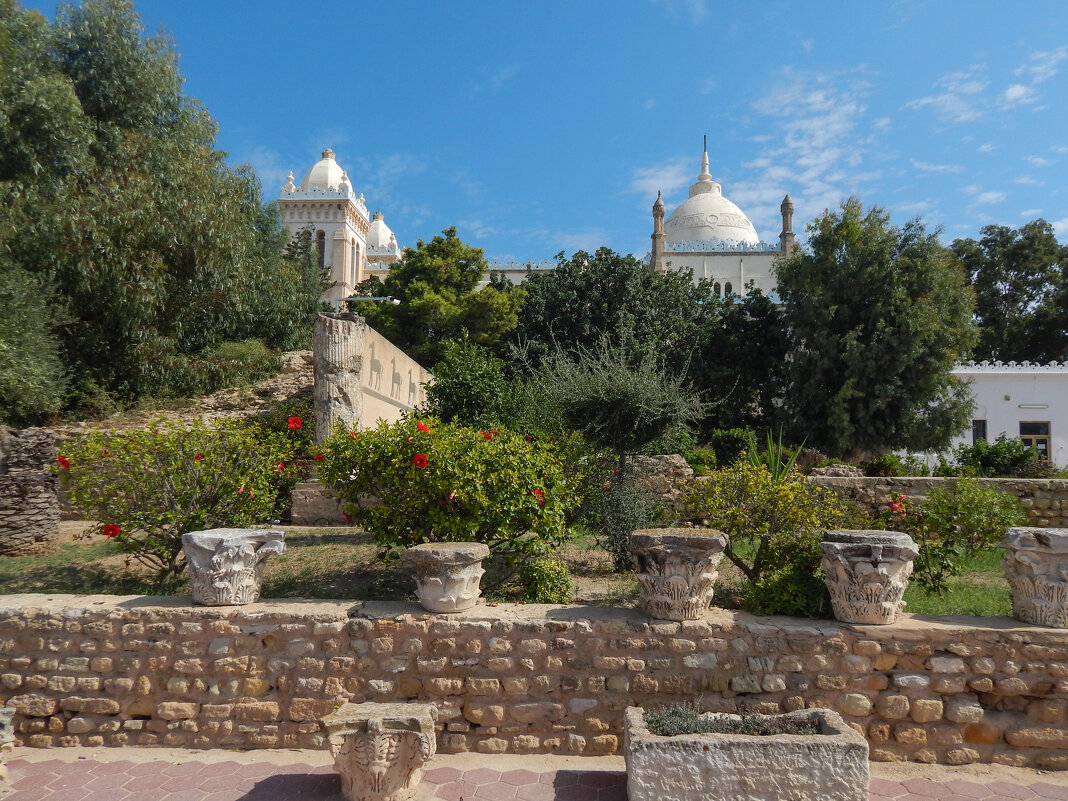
left=349, top=431, right=359, bottom=439
left=343, top=512, right=353, bottom=525
left=413, top=453, right=428, bottom=469
left=57, top=455, right=70, bottom=470
left=276, top=462, right=285, bottom=472
left=524, top=434, right=533, bottom=442
left=193, top=453, right=203, bottom=462
left=481, top=430, right=499, bottom=440
left=416, top=421, right=430, bottom=433
left=102, top=524, right=121, bottom=538
left=287, top=416, right=303, bottom=430
left=237, top=486, right=244, bottom=494
left=532, top=488, right=545, bottom=506
left=314, top=453, right=325, bottom=462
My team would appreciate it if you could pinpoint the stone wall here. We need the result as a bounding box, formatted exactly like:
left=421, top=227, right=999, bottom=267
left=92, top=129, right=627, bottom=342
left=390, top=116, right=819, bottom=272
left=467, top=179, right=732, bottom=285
left=0, top=429, right=59, bottom=555
left=809, top=477, right=1068, bottom=528
left=0, top=595, right=1065, bottom=769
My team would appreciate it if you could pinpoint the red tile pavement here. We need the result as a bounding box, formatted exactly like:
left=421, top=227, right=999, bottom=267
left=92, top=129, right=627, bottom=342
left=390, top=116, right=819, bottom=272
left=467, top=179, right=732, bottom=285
left=3, top=753, right=1066, bottom=801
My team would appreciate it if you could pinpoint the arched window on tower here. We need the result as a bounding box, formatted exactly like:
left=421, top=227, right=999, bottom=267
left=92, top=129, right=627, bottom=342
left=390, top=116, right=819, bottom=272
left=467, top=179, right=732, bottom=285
left=724, top=282, right=733, bottom=296
left=316, top=230, right=326, bottom=269
left=713, top=282, right=722, bottom=297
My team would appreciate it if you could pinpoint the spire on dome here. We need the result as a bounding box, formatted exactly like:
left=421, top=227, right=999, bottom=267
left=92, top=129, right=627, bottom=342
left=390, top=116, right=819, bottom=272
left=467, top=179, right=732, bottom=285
left=653, top=190, right=665, bottom=213
left=699, top=135, right=712, bottom=182
left=322, top=148, right=336, bottom=160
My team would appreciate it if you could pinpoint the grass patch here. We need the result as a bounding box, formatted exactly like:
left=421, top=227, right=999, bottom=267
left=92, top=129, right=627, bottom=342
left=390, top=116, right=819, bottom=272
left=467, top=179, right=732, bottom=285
left=0, top=525, right=1012, bottom=617
left=902, top=548, right=1011, bottom=617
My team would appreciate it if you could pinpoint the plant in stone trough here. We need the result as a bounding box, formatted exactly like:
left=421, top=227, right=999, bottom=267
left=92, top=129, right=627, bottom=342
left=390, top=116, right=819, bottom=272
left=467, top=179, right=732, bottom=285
left=679, top=461, right=850, bottom=617
left=319, top=417, right=582, bottom=567
left=58, top=419, right=295, bottom=585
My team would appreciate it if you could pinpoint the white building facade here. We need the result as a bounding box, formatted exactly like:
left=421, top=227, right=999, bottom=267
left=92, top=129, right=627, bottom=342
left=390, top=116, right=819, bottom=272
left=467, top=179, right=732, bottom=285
left=948, top=361, right=1068, bottom=465
left=279, top=149, right=401, bottom=302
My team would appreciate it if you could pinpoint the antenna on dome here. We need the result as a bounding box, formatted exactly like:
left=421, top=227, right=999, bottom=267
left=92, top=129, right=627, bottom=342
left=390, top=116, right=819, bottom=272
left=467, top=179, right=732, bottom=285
left=703, top=134, right=707, bottom=152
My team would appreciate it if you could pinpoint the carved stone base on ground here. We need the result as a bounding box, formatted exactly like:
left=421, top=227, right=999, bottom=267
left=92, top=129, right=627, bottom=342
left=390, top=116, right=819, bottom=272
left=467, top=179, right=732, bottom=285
left=1004, top=526, right=1068, bottom=628
left=182, top=528, right=285, bottom=605
left=404, top=542, right=489, bottom=613
left=321, top=702, right=437, bottom=801
left=629, top=528, right=727, bottom=620
left=821, top=530, right=918, bottom=624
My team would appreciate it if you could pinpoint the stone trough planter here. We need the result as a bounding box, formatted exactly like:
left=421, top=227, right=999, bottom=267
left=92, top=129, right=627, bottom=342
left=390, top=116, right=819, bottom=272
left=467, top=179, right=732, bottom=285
left=623, top=706, right=869, bottom=801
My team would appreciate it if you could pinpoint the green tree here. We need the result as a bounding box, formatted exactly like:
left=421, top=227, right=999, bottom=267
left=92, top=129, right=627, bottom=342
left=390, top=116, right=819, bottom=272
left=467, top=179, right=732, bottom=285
left=0, top=0, right=323, bottom=414
left=951, top=220, right=1068, bottom=363
left=513, top=247, right=712, bottom=375
left=0, top=267, right=67, bottom=425
left=353, top=227, right=524, bottom=367
left=420, top=337, right=509, bottom=428
left=776, top=199, right=977, bottom=459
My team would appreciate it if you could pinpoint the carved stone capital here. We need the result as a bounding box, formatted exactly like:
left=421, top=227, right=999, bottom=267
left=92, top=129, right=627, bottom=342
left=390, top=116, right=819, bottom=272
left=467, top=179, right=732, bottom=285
left=181, top=528, right=286, bottom=606
left=403, top=542, right=490, bottom=613
left=321, top=702, right=438, bottom=801
left=1003, top=527, right=1068, bottom=628
left=821, top=530, right=918, bottom=625
left=629, top=528, right=727, bottom=620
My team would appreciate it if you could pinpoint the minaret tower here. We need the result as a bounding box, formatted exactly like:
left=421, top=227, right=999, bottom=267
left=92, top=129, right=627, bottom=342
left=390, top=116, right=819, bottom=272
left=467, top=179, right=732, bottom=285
left=779, top=195, right=796, bottom=257
left=650, top=190, right=666, bottom=273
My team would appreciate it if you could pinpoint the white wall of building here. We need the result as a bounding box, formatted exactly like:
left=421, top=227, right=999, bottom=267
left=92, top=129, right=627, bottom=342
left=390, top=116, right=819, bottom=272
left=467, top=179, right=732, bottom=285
left=946, top=362, right=1068, bottom=466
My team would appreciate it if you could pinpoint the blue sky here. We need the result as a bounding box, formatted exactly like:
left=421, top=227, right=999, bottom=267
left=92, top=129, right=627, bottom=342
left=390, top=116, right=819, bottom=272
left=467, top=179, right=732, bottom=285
left=26, top=0, right=1068, bottom=261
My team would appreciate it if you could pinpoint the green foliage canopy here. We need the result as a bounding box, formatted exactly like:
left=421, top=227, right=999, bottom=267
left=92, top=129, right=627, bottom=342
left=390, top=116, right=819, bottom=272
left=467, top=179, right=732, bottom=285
left=354, top=227, right=524, bottom=367
left=0, top=0, right=325, bottom=422
left=951, top=220, right=1068, bottom=363
left=775, top=199, right=978, bottom=459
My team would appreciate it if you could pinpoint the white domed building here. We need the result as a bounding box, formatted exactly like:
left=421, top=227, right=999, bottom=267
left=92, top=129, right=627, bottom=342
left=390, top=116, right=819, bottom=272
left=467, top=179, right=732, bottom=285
left=278, top=148, right=402, bottom=302
left=648, top=148, right=795, bottom=297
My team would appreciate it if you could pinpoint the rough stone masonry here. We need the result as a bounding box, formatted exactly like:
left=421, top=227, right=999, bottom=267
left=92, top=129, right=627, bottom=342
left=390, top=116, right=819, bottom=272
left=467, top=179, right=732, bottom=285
left=0, top=595, right=1064, bottom=769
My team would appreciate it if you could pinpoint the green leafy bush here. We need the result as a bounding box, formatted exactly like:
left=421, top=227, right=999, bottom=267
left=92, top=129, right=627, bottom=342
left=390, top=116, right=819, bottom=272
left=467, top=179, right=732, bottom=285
left=518, top=557, right=573, bottom=603
left=583, top=473, right=666, bottom=572
left=683, top=448, right=718, bottom=476
left=680, top=462, right=848, bottom=617
left=58, top=418, right=295, bottom=585
left=882, top=479, right=1026, bottom=593
left=704, top=428, right=752, bottom=467
left=159, top=339, right=282, bottom=399
left=420, top=338, right=509, bottom=428
left=319, top=418, right=582, bottom=562
left=238, top=397, right=317, bottom=461
left=954, top=434, right=1041, bottom=477
left=863, top=453, right=930, bottom=477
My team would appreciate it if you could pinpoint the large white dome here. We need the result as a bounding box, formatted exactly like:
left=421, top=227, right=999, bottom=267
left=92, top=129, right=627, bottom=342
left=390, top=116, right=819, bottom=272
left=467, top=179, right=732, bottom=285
left=664, top=152, right=760, bottom=246
left=300, top=148, right=347, bottom=191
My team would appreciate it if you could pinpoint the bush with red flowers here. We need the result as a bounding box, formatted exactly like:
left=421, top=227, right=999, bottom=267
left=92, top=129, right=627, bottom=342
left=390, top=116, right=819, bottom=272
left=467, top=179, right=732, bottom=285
left=319, top=417, right=583, bottom=563
left=58, top=418, right=294, bottom=585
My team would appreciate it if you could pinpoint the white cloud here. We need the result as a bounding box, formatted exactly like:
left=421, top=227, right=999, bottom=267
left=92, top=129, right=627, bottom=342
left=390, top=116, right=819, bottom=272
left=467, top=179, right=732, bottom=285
left=1028, top=155, right=1054, bottom=168
left=905, top=68, right=991, bottom=122
left=977, top=142, right=995, bottom=153
left=1015, top=45, right=1068, bottom=84
left=1016, top=175, right=1043, bottom=186
left=1050, top=217, right=1068, bottom=243
left=554, top=228, right=613, bottom=254
left=912, top=160, right=963, bottom=173
left=630, top=158, right=693, bottom=199
left=650, top=0, right=708, bottom=24
left=452, top=170, right=484, bottom=202
left=1020, top=208, right=1043, bottom=217
left=643, top=98, right=656, bottom=110
left=1052, top=145, right=1068, bottom=154
left=490, top=64, right=521, bottom=91
left=960, top=184, right=982, bottom=196
left=234, top=145, right=289, bottom=190
left=1002, top=83, right=1038, bottom=106
left=354, top=152, right=426, bottom=207
left=973, top=191, right=1006, bottom=205
left=872, top=117, right=890, bottom=132
left=800, top=39, right=814, bottom=53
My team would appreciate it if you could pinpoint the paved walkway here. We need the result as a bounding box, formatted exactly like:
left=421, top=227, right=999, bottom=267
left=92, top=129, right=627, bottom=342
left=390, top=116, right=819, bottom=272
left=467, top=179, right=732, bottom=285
left=2, top=746, right=1066, bottom=800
